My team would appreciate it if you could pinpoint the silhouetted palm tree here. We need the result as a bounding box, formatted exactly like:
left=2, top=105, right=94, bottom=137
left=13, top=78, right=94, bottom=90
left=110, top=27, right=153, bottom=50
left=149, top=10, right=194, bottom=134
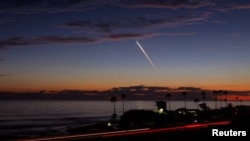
left=224, top=99, right=227, bottom=107
left=181, top=91, right=187, bottom=109
left=239, top=99, right=242, bottom=106
left=213, top=90, right=218, bottom=109
left=200, top=92, right=206, bottom=103
left=121, top=93, right=126, bottom=114
left=166, top=93, right=171, bottom=111
left=110, top=96, right=117, bottom=120
left=194, top=98, right=200, bottom=110
left=235, top=96, right=239, bottom=106
left=224, top=91, right=228, bottom=107
left=218, top=90, right=223, bottom=108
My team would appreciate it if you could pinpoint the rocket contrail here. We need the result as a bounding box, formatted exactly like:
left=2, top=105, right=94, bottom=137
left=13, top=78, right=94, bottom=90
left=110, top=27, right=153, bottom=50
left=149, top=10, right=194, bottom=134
left=135, top=40, right=156, bottom=70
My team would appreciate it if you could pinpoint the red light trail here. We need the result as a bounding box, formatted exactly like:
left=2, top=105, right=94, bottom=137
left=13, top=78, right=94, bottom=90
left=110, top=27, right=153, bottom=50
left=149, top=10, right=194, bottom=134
left=22, top=120, right=230, bottom=141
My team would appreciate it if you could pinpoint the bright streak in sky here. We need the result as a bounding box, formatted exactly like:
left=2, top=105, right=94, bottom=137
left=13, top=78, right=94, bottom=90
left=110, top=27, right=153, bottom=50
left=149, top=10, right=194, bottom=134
left=1, top=1, right=250, bottom=92
left=135, top=40, right=156, bottom=70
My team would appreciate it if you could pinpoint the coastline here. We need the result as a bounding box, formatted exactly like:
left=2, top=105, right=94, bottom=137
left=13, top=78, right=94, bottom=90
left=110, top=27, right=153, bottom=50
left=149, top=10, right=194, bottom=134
left=1, top=101, right=249, bottom=140
left=7, top=105, right=249, bottom=141
left=18, top=120, right=249, bottom=141
left=0, top=116, right=111, bottom=140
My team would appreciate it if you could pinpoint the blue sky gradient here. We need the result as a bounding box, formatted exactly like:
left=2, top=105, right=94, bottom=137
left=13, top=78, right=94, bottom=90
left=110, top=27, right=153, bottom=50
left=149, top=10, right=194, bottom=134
left=0, top=0, right=250, bottom=92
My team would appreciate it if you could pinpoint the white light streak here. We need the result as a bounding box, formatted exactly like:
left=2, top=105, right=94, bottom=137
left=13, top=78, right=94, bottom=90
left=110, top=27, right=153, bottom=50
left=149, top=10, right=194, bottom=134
left=135, top=40, right=156, bottom=70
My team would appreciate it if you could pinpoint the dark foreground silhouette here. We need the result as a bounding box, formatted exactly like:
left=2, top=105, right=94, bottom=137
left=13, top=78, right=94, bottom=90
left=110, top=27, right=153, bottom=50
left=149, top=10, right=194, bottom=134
left=3, top=105, right=250, bottom=141
left=61, top=106, right=250, bottom=141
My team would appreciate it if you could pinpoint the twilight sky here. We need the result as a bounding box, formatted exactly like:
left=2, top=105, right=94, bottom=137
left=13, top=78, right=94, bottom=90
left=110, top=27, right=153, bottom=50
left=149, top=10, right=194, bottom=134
left=0, top=0, right=250, bottom=92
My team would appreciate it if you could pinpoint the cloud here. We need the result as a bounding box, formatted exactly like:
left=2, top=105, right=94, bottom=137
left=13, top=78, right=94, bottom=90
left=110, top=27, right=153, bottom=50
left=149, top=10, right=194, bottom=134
left=0, top=36, right=98, bottom=48
left=39, top=36, right=98, bottom=43
left=56, top=11, right=208, bottom=46
left=231, top=4, right=250, bottom=10
left=0, top=18, right=12, bottom=23
left=0, top=0, right=108, bottom=14
left=162, top=32, right=196, bottom=36
left=217, top=3, right=250, bottom=12
left=0, top=33, right=159, bottom=48
left=0, top=1, right=211, bottom=48
left=0, top=32, right=198, bottom=48
left=59, top=12, right=211, bottom=34
left=0, top=73, right=10, bottom=77
left=107, top=33, right=157, bottom=40
left=176, top=87, right=202, bottom=91
left=0, top=0, right=213, bottom=15
left=120, top=0, right=213, bottom=9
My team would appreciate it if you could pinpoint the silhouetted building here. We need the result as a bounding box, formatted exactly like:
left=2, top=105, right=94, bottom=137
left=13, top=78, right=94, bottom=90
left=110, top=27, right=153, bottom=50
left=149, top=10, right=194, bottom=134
left=155, top=101, right=167, bottom=113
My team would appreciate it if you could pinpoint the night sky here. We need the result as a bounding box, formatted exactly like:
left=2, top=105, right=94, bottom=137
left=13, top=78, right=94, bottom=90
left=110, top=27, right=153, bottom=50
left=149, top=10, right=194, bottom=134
left=0, top=0, right=250, bottom=94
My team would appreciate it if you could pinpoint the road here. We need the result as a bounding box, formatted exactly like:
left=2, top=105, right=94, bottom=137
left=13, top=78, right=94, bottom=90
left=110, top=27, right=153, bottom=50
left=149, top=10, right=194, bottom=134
left=22, top=121, right=230, bottom=141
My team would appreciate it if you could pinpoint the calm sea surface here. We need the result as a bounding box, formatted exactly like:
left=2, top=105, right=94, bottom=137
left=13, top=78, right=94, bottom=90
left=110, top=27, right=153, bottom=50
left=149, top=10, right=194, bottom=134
left=0, top=100, right=248, bottom=137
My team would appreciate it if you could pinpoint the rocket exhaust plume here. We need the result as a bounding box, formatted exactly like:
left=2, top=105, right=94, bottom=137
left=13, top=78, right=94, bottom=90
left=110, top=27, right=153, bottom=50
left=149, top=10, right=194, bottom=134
left=135, top=40, right=156, bottom=70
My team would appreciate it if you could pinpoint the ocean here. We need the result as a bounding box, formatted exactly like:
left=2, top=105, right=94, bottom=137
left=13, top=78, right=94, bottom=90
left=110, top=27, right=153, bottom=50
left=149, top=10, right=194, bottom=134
left=0, top=100, right=248, bottom=138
